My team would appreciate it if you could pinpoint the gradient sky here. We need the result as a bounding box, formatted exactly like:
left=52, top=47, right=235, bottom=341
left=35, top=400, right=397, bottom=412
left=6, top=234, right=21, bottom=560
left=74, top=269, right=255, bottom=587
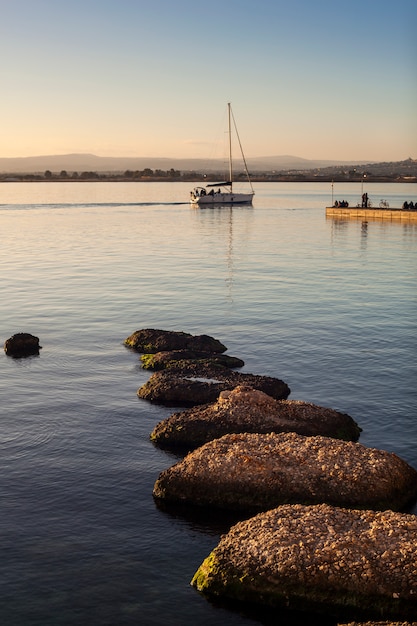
left=1, top=0, right=416, bottom=162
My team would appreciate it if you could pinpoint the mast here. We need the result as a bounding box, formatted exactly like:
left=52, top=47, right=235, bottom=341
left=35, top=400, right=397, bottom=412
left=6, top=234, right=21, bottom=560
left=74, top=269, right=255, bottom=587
left=228, top=102, right=233, bottom=192
left=230, top=103, right=255, bottom=196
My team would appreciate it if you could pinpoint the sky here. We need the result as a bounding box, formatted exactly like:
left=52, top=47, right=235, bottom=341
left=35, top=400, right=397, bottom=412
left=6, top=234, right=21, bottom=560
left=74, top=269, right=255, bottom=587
left=1, top=0, right=416, bottom=162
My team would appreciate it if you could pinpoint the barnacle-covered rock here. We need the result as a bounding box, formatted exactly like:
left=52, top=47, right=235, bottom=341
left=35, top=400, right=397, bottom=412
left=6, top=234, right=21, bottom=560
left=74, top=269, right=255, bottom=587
left=151, top=385, right=361, bottom=449
left=192, top=504, right=417, bottom=620
left=153, top=432, right=417, bottom=512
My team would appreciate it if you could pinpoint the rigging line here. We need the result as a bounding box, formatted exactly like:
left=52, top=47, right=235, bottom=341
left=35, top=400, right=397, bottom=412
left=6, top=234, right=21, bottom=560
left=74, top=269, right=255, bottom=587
left=230, top=107, right=255, bottom=193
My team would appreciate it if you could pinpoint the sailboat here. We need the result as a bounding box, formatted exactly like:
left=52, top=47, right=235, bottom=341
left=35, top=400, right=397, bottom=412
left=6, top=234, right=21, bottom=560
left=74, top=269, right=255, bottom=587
left=190, top=103, right=255, bottom=206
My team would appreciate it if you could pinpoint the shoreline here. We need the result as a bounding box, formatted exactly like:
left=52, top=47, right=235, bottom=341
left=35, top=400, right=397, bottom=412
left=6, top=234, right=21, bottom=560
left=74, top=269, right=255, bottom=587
left=1, top=177, right=416, bottom=184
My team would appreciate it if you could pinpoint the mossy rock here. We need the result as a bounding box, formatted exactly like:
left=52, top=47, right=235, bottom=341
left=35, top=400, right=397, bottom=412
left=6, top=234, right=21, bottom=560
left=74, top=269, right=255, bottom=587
left=140, top=350, right=244, bottom=371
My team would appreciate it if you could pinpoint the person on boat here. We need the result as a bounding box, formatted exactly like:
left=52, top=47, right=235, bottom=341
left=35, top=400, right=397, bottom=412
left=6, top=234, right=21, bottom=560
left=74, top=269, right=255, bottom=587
left=409, top=201, right=414, bottom=209
left=200, top=188, right=206, bottom=196
left=403, top=201, right=409, bottom=209
left=208, top=189, right=214, bottom=196
left=362, top=193, right=368, bottom=207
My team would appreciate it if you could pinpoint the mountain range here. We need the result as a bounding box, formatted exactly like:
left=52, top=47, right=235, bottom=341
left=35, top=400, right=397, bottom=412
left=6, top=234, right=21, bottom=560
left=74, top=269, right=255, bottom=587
left=0, top=153, right=370, bottom=174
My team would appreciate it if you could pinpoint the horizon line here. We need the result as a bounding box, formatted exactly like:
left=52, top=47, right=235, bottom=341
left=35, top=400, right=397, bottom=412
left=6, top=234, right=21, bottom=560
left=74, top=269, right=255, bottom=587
left=1, top=152, right=413, bottom=164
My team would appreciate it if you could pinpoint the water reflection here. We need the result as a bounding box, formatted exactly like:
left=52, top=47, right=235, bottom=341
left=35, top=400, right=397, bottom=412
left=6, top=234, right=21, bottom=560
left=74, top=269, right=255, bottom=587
left=207, top=596, right=337, bottom=626
left=154, top=498, right=244, bottom=537
left=191, top=205, right=254, bottom=303
left=328, top=215, right=417, bottom=245
left=360, top=220, right=368, bottom=252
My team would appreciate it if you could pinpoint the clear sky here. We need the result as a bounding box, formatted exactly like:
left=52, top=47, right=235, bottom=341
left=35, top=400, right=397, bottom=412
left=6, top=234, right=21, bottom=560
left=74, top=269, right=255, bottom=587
left=1, top=0, right=416, bottom=162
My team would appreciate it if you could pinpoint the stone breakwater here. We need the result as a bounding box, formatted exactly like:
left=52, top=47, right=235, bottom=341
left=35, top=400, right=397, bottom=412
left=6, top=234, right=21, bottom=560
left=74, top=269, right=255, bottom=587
left=191, top=504, right=417, bottom=620
left=153, top=432, right=417, bottom=513
left=126, top=329, right=417, bottom=621
left=125, top=328, right=290, bottom=406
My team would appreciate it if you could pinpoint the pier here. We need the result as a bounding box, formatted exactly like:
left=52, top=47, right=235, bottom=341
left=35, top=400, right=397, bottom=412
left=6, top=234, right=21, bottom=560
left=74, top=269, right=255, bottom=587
left=326, top=206, right=417, bottom=221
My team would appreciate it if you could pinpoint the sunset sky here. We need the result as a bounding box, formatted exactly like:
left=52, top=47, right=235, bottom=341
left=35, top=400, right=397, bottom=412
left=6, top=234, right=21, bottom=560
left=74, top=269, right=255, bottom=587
left=1, top=0, right=416, bottom=162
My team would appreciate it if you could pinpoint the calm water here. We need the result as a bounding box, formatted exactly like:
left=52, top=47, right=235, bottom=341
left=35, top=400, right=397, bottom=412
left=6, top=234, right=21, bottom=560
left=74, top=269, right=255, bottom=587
left=1, top=181, right=416, bottom=625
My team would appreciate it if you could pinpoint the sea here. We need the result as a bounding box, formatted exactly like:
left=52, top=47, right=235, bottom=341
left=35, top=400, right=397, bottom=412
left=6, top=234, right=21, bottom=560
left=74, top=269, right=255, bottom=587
left=1, top=181, right=416, bottom=625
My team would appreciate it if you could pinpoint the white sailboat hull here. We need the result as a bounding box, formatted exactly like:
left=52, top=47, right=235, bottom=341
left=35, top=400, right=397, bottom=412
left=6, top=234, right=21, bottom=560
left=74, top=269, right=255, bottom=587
left=190, top=191, right=254, bottom=206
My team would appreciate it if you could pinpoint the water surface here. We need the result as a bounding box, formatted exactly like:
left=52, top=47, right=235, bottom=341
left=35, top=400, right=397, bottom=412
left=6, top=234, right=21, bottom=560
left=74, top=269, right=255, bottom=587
left=1, top=181, right=416, bottom=625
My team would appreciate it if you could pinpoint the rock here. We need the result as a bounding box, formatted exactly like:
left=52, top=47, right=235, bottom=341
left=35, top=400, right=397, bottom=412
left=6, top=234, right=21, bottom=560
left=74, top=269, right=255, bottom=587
left=341, top=622, right=417, bottom=625
left=139, top=364, right=290, bottom=406
left=124, top=329, right=227, bottom=353
left=4, top=333, right=41, bottom=357
left=153, top=432, right=417, bottom=512
left=191, top=504, right=417, bottom=620
left=150, top=385, right=361, bottom=449
left=141, top=349, right=244, bottom=370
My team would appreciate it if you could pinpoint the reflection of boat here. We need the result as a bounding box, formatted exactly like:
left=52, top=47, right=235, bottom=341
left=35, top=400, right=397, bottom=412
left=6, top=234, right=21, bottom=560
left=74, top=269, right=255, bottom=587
left=190, top=103, right=254, bottom=206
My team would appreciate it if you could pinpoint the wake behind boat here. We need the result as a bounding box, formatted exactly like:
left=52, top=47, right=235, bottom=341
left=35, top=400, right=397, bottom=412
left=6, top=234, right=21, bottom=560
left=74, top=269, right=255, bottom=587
left=190, top=103, right=254, bottom=206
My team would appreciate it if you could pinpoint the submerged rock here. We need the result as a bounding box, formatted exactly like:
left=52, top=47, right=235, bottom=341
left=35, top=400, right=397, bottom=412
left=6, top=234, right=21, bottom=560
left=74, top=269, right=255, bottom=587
left=153, top=432, right=417, bottom=512
left=191, top=504, right=417, bottom=620
left=141, top=349, right=244, bottom=370
left=124, top=329, right=227, bottom=354
left=4, top=333, right=41, bottom=357
left=138, top=364, right=290, bottom=407
left=150, top=385, right=361, bottom=449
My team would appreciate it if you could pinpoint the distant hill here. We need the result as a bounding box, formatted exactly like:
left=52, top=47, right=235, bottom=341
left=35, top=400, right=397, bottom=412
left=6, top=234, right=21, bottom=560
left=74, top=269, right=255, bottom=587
left=1, top=154, right=415, bottom=183
left=0, top=153, right=370, bottom=174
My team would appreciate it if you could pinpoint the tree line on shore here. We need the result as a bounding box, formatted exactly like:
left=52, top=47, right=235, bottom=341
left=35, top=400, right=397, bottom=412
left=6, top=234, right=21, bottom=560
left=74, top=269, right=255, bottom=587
left=0, top=164, right=416, bottom=184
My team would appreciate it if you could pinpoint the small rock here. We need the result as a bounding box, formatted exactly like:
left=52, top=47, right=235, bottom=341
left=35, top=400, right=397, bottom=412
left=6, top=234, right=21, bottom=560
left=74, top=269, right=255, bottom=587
left=4, top=333, right=41, bottom=357
left=341, top=622, right=417, bottom=625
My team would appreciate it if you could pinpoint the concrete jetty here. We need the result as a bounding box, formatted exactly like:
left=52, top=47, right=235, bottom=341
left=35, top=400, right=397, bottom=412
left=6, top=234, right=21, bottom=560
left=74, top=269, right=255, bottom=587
left=326, top=206, right=417, bottom=221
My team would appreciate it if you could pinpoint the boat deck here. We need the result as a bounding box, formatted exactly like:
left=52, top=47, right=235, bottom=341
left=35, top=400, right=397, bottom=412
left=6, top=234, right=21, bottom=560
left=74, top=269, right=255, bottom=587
left=326, top=206, right=417, bottom=221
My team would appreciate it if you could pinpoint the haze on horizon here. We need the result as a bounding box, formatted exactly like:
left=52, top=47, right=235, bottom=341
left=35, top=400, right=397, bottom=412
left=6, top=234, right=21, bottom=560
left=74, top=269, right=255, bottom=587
left=1, top=0, right=416, bottom=163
